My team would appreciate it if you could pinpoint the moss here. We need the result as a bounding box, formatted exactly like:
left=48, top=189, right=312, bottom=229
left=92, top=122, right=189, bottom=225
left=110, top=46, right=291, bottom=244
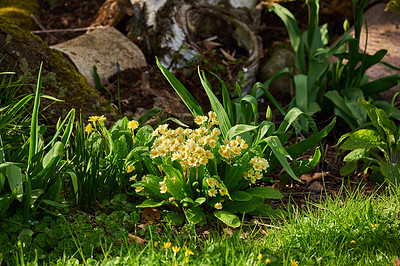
left=0, top=0, right=39, bottom=30
left=0, top=16, right=119, bottom=123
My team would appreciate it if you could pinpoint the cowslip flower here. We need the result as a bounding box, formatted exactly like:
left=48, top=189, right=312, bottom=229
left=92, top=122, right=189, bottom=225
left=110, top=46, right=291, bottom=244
left=85, top=123, right=93, bottom=134
left=126, top=165, right=135, bottom=173
left=129, top=175, right=137, bottom=181
left=135, top=186, right=144, bottom=193
left=127, top=120, right=139, bottom=130
left=207, top=178, right=218, bottom=188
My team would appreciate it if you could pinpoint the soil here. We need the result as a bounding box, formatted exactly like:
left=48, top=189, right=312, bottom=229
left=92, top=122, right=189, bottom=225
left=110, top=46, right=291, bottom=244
left=34, top=0, right=378, bottom=215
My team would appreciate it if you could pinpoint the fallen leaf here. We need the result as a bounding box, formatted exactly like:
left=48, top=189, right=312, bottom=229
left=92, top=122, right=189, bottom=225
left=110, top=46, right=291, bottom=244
left=141, top=207, right=160, bottom=223
left=394, top=258, right=400, bottom=266
left=129, top=233, right=145, bottom=246
left=220, top=48, right=237, bottom=61
left=300, top=172, right=325, bottom=183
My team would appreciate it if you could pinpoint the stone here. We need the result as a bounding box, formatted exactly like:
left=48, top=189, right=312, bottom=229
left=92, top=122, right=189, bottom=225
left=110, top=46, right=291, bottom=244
left=353, top=3, right=400, bottom=100
left=257, top=48, right=295, bottom=96
left=52, top=26, right=147, bottom=88
left=0, top=17, right=118, bottom=123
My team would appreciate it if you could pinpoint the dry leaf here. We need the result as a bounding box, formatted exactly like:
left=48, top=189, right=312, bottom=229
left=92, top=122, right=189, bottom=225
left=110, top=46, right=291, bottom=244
left=129, top=233, right=145, bottom=246
left=300, top=172, right=325, bottom=183
left=141, top=207, right=160, bottom=223
left=394, top=258, right=400, bottom=266
left=220, top=48, right=237, bottom=61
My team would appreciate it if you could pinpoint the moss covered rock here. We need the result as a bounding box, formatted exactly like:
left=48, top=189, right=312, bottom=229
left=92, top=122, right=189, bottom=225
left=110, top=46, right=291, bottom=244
left=0, top=17, right=118, bottom=123
left=0, top=0, right=39, bottom=30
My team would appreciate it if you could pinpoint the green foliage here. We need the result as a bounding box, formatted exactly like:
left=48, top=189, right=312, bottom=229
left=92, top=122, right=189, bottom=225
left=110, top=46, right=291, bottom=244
left=267, top=0, right=400, bottom=130
left=149, top=59, right=334, bottom=226
left=339, top=98, right=400, bottom=185
left=0, top=63, right=74, bottom=220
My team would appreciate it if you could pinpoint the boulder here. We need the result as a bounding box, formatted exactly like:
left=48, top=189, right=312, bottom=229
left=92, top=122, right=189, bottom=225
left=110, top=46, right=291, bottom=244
left=0, top=17, right=118, bottom=123
left=52, top=26, right=147, bottom=88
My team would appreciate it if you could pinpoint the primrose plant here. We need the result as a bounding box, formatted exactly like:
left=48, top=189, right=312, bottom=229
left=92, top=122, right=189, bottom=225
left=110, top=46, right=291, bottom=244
left=133, top=112, right=284, bottom=227
left=339, top=98, right=400, bottom=186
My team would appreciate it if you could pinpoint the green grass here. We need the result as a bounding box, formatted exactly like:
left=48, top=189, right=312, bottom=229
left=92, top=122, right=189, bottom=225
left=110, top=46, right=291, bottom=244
left=8, top=184, right=400, bottom=265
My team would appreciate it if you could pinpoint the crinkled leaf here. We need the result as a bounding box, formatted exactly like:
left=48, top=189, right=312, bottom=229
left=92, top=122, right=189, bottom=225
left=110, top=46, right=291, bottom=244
left=231, top=191, right=252, bottom=201
left=246, top=187, right=284, bottom=199
left=185, top=206, right=205, bottom=224
left=214, top=210, right=240, bottom=228
left=137, top=199, right=164, bottom=208
left=380, top=162, right=400, bottom=186
left=340, top=129, right=384, bottom=150
left=223, top=195, right=264, bottom=214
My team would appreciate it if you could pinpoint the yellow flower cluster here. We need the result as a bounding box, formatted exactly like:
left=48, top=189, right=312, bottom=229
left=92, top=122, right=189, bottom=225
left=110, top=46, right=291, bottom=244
left=218, top=136, right=248, bottom=160
left=150, top=112, right=220, bottom=169
left=85, top=115, right=107, bottom=135
left=127, top=120, right=139, bottom=131
left=243, top=156, right=269, bottom=184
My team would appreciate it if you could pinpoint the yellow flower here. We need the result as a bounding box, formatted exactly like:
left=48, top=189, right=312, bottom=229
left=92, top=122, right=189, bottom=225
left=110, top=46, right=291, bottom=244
left=88, top=116, right=99, bottom=122
left=207, top=178, right=218, bottom=188
left=350, top=240, right=356, bottom=244
left=128, top=120, right=139, bottom=130
left=85, top=123, right=93, bottom=134
left=214, top=202, right=223, bottom=209
left=194, top=115, right=208, bottom=125
left=208, top=188, right=218, bottom=197
left=154, top=241, right=159, bottom=247
left=135, top=186, right=144, bottom=193
left=126, top=165, right=135, bottom=173
left=265, top=258, right=271, bottom=264
left=219, top=187, right=227, bottom=196
left=172, top=246, right=180, bottom=254
left=184, top=246, right=194, bottom=257
left=160, top=185, right=168, bottom=194
left=129, top=175, right=137, bottom=182
left=258, top=253, right=263, bottom=260
left=163, top=242, right=172, bottom=249
left=97, top=115, right=106, bottom=124
left=290, top=259, right=299, bottom=266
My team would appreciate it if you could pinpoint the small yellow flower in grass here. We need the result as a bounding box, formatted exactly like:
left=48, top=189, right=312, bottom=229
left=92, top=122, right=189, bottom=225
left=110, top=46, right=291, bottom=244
left=350, top=240, right=356, bottom=244
left=258, top=253, right=263, bottom=260
left=290, top=259, right=299, bottom=266
left=208, top=188, right=218, bottom=197
left=214, top=202, right=223, bottom=209
left=135, top=186, right=144, bottom=193
left=126, top=165, right=135, bottom=173
left=129, top=175, right=137, bottom=182
left=88, top=116, right=99, bottom=122
left=163, top=242, right=172, bottom=249
left=127, top=120, right=139, bottom=130
left=97, top=115, right=106, bottom=124
left=172, top=246, right=180, bottom=254
left=265, top=258, right=271, bottom=264
left=154, top=241, right=159, bottom=247
left=194, top=115, right=208, bottom=125
left=184, top=246, right=194, bottom=257
left=85, top=123, right=93, bottom=134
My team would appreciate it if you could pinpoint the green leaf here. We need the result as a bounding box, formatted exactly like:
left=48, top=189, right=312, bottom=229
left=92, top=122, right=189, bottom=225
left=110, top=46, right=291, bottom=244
left=224, top=195, right=264, bottom=214
left=198, top=69, right=232, bottom=138
left=40, top=199, right=67, bottom=208
left=231, top=191, right=252, bottom=201
left=246, top=187, right=284, bottom=199
left=156, top=58, right=204, bottom=117
left=161, top=164, right=184, bottom=181
left=165, top=176, right=192, bottom=200
left=340, top=129, right=384, bottom=150
left=265, top=136, right=300, bottom=182
left=240, top=94, right=258, bottom=124
left=137, top=199, right=164, bottom=208
left=163, top=211, right=184, bottom=225
left=269, top=4, right=306, bottom=74
left=361, top=74, right=400, bottom=96
left=226, top=124, right=258, bottom=140
left=185, top=206, right=205, bottom=224
left=43, top=142, right=64, bottom=169
left=211, top=73, right=234, bottom=124
left=380, top=162, right=400, bottom=186
left=294, top=74, right=309, bottom=114
left=6, top=165, right=23, bottom=196
left=214, top=210, right=240, bottom=228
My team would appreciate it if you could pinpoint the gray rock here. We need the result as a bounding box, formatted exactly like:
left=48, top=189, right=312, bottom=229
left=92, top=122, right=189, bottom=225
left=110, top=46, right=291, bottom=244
left=52, top=26, right=147, bottom=88
left=257, top=48, right=295, bottom=96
